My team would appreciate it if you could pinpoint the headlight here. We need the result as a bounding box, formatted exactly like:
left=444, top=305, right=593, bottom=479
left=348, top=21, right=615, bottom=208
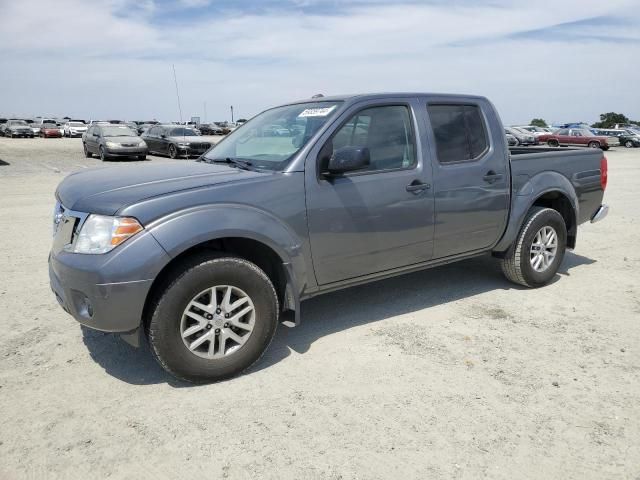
left=67, top=215, right=143, bottom=254
left=177, top=142, right=190, bottom=147
left=138, top=140, right=147, bottom=147
left=105, top=141, right=119, bottom=148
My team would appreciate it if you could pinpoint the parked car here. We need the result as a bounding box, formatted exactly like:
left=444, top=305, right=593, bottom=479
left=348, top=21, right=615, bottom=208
left=125, top=122, right=140, bottom=135
left=50, top=92, right=609, bottom=383
left=538, top=128, right=617, bottom=150
left=3, top=119, right=34, bottom=138
left=64, top=121, right=88, bottom=138
left=198, top=123, right=225, bottom=135
left=40, top=123, right=63, bottom=138
left=25, top=119, right=41, bottom=136
left=82, top=124, right=147, bottom=160
left=518, top=125, right=553, bottom=137
left=141, top=125, right=211, bottom=159
left=505, top=127, right=536, bottom=146
left=595, top=129, right=640, bottom=148
left=506, top=133, right=518, bottom=146
left=0, top=118, right=7, bottom=136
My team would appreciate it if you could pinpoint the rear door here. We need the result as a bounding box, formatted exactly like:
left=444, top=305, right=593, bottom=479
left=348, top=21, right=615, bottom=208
left=305, top=98, right=435, bottom=285
left=425, top=99, right=510, bottom=258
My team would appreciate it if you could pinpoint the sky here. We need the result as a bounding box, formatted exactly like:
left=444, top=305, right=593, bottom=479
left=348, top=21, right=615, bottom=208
left=0, top=0, right=638, bottom=125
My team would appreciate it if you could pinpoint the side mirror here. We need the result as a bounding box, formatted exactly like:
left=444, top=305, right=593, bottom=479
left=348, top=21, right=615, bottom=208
left=326, top=146, right=370, bottom=174
left=160, top=134, right=166, bottom=139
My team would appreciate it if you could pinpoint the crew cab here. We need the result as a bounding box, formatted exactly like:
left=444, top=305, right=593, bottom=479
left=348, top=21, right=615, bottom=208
left=538, top=128, right=618, bottom=150
left=49, top=93, right=609, bottom=383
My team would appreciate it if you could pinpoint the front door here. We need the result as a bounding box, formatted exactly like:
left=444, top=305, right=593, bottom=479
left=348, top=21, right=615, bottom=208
left=305, top=101, right=435, bottom=285
left=426, top=101, right=510, bottom=258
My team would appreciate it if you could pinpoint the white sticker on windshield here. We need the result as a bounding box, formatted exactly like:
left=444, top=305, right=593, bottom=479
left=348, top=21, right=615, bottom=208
left=298, top=105, right=337, bottom=118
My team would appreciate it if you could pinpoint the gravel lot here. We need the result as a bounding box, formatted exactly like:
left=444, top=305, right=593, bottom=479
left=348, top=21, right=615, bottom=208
left=0, top=137, right=638, bottom=479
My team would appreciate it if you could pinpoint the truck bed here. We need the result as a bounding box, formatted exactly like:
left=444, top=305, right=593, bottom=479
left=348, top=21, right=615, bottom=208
left=508, top=146, right=605, bottom=225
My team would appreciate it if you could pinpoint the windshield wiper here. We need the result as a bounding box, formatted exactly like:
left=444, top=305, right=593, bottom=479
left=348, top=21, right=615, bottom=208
left=203, top=157, right=254, bottom=170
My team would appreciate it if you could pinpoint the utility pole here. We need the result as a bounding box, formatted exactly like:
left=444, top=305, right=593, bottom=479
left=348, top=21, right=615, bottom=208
left=230, top=105, right=234, bottom=123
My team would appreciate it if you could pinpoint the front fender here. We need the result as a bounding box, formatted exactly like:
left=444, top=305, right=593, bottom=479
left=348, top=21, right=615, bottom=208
left=146, top=204, right=309, bottom=296
left=493, top=171, right=578, bottom=252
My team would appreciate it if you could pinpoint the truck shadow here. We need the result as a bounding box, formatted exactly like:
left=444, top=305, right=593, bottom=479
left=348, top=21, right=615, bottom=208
left=81, top=251, right=595, bottom=386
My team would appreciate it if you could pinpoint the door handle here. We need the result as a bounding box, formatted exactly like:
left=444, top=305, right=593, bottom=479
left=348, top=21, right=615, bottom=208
left=483, top=171, right=503, bottom=183
left=406, top=180, right=430, bottom=193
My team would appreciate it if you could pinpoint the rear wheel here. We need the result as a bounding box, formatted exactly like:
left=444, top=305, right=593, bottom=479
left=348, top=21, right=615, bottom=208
left=147, top=255, right=279, bottom=383
left=588, top=141, right=600, bottom=149
left=500, top=207, right=567, bottom=288
left=547, top=139, right=559, bottom=147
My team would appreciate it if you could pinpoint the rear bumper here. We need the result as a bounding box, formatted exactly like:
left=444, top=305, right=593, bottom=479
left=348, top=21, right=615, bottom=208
left=591, top=204, right=609, bottom=224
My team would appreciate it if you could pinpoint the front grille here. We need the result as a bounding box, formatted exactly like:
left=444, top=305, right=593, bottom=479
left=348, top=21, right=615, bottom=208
left=190, top=143, right=211, bottom=150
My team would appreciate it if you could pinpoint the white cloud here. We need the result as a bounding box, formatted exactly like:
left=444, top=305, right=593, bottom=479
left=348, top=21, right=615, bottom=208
left=0, top=0, right=638, bottom=124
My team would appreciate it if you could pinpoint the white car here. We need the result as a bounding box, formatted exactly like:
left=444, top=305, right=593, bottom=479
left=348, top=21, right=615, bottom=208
left=64, top=121, right=88, bottom=138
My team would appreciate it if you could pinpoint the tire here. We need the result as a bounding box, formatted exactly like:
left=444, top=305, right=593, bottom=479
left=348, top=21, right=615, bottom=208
left=83, top=143, right=92, bottom=158
left=147, top=255, right=279, bottom=383
left=168, top=144, right=178, bottom=159
left=547, top=139, right=559, bottom=147
left=625, top=141, right=634, bottom=148
left=588, top=141, right=600, bottom=149
left=138, top=155, right=146, bottom=160
left=500, top=207, right=567, bottom=288
left=99, top=146, right=106, bottom=161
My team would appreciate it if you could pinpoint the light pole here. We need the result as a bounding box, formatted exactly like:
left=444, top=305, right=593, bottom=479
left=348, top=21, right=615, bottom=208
left=230, top=105, right=234, bottom=123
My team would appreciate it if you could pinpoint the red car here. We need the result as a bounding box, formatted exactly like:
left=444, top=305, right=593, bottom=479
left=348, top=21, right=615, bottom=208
left=40, top=123, right=62, bottom=138
left=538, top=128, right=615, bottom=151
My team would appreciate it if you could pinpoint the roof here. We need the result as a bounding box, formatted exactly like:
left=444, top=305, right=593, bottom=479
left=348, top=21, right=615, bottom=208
left=287, top=92, right=487, bottom=105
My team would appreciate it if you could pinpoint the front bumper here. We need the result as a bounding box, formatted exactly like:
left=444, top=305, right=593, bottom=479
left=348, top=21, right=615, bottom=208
left=104, top=146, right=148, bottom=157
left=591, top=204, right=609, bottom=224
left=49, top=230, right=170, bottom=333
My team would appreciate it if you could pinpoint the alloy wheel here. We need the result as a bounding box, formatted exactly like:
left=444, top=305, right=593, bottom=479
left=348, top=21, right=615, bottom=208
left=529, top=226, right=558, bottom=272
left=180, top=285, right=256, bottom=359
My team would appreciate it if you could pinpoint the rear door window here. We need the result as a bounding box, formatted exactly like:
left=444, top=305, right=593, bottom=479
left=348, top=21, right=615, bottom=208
left=428, top=104, right=488, bottom=163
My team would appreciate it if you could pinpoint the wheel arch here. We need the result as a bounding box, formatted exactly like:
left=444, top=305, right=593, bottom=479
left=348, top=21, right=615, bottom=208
left=141, top=206, right=309, bottom=329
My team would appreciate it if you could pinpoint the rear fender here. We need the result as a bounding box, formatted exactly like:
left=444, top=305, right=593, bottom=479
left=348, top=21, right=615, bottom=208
left=493, top=171, right=578, bottom=253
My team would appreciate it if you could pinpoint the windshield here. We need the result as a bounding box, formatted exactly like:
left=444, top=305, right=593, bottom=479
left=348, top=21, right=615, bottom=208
left=202, top=101, right=342, bottom=170
left=170, top=128, right=198, bottom=136
left=69, top=122, right=84, bottom=127
left=42, top=123, right=57, bottom=128
left=9, top=120, right=28, bottom=126
left=101, top=125, right=135, bottom=137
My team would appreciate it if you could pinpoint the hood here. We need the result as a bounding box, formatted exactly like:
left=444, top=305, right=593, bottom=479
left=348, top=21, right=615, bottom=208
left=166, top=135, right=207, bottom=143
left=69, top=125, right=87, bottom=130
left=104, top=135, right=141, bottom=143
left=56, top=161, right=266, bottom=215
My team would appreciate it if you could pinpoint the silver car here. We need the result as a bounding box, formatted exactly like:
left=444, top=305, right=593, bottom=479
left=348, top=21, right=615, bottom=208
left=82, top=124, right=147, bottom=161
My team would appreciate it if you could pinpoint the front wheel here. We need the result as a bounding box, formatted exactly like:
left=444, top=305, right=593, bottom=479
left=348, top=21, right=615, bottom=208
left=99, top=146, right=107, bottom=161
left=168, top=144, right=178, bottom=159
left=83, top=143, right=92, bottom=158
left=547, top=139, right=559, bottom=147
left=500, top=207, right=567, bottom=288
left=147, top=255, right=279, bottom=383
left=625, top=141, right=634, bottom=148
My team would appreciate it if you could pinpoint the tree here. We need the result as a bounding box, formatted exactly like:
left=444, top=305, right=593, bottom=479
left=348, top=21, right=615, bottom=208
left=591, top=112, right=629, bottom=129
left=530, top=118, right=547, bottom=128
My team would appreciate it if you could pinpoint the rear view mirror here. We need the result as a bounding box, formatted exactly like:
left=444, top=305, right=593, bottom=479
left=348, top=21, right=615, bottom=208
left=327, top=146, right=370, bottom=174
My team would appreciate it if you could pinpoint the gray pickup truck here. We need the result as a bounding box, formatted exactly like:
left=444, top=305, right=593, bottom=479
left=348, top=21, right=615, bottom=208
left=49, top=93, right=609, bottom=382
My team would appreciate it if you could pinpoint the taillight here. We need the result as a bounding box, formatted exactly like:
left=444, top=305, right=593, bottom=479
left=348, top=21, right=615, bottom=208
left=600, top=156, right=608, bottom=191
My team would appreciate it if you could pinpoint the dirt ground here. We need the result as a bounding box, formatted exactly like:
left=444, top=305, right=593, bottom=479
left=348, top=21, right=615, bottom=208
left=0, top=137, right=638, bottom=480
